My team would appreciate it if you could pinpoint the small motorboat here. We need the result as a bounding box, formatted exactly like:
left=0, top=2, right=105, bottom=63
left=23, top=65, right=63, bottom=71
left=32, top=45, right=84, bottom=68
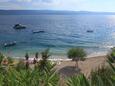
left=87, top=30, right=94, bottom=33
left=13, top=24, right=26, bottom=29
left=32, top=30, right=45, bottom=34
left=4, top=41, right=16, bottom=47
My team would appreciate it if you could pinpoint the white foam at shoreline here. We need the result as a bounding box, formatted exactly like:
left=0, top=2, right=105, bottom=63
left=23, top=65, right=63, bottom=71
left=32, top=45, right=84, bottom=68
left=13, top=51, right=107, bottom=61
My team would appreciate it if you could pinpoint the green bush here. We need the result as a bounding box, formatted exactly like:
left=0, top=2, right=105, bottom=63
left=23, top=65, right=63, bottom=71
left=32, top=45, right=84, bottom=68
left=107, top=47, right=115, bottom=63
left=7, top=57, right=14, bottom=64
left=15, top=60, right=27, bottom=71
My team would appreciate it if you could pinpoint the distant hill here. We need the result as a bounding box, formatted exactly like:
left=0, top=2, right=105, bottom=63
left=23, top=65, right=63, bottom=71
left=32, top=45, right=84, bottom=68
left=0, top=10, right=115, bottom=15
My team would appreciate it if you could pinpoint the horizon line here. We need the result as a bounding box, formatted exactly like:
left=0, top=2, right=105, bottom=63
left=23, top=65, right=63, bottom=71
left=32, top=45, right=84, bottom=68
left=0, top=9, right=115, bottom=13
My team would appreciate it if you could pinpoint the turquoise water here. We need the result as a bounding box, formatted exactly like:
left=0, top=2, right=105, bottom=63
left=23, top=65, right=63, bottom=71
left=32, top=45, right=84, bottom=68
left=0, top=15, right=115, bottom=58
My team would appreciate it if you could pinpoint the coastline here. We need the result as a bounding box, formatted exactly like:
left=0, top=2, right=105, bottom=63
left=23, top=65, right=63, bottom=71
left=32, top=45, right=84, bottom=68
left=11, top=51, right=108, bottom=61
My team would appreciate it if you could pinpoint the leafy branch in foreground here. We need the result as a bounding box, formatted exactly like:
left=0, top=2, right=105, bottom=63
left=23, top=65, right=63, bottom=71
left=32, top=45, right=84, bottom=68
left=67, top=74, right=90, bottom=86
left=0, top=48, right=115, bottom=86
left=107, top=47, right=115, bottom=63
left=90, top=65, right=115, bottom=86
left=0, top=49, right=59, bottom=86
left=67, top=60, right=115, bottom=86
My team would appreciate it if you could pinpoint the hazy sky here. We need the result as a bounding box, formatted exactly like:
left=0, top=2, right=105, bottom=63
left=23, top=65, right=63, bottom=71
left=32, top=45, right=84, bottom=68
left=0, top=0, right=115, bottom=12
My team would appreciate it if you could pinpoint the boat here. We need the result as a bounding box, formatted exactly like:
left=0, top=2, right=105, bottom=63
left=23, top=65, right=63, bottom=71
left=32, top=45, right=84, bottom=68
left=32, top=30, right=45, bottom=34
left=87, top=30, right=93, bottom=33
left=4, top=41, right=16, bottom=47
left=13, top=24, right=26, bottom=29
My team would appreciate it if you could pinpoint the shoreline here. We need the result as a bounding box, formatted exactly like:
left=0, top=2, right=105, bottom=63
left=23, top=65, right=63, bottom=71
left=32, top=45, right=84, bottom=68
left=11, top=51, right=108, bottom=61
left=12, top=55, right=107, bottom=62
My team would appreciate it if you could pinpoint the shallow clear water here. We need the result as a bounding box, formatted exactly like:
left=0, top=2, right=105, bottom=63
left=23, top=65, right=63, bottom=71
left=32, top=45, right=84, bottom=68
left=0, top=14, right=115, bottom=58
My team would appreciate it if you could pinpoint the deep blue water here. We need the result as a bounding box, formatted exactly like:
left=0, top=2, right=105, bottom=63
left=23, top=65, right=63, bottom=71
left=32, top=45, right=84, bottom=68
left=0, top=15, right=115, bottom=58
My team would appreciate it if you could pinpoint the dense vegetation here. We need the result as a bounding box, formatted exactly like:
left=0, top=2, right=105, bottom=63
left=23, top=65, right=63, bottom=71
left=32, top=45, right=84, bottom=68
left=0, top=49, right=59, bottom=86
left=0, top=48, right=114, bottom=86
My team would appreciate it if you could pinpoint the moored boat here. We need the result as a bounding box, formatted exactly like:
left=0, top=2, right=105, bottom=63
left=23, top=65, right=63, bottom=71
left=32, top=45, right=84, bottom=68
left=87, top=30, right=93, bottom=33
left=4, top=41, right=16, bottom=47
left=32, top=30, right=45, bottom=34
left=13, top=24, right=26, bottom=29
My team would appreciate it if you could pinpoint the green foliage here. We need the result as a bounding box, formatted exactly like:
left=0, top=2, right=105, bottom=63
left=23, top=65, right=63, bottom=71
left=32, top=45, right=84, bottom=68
left=7, top=57, right=14, bottom=64
left=67, top=74, right=90, bottom=86
left=67, top=62, right=115, bottom=86
left=41, top=48, right=50, bottom=60
left=0, top=51, right=59, bottom=86
left=107, top=55, right=114, bottom=63
left=90, top=66, right=115, bottom=86
left=67, top=48, right=86, bottom=61
left=15, top=60, right=26, bottom=71
left=36, top=49, right=52, bottom=72
left=35, top=52, right=39, bottom=59
left=0, top=67, right=59, bottom=86
left=35, top=49, right=50, bottom=70
left=25, top=53, right=29, bottom=69
left=0, top=50, right=115, bottom=86
left=25, top=53, right=29, bottom=60
left=0, top=52, right=4, bottom=64
left=107, top=47, right=115, bottom=63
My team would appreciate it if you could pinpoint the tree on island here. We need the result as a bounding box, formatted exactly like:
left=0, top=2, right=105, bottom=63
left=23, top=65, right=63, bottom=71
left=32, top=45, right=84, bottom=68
left=67, top=48, right=86, bottom=69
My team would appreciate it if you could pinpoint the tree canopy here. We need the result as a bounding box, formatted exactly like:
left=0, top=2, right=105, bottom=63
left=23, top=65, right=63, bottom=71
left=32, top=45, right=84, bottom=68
left=67, top=48, right=86, bottom=61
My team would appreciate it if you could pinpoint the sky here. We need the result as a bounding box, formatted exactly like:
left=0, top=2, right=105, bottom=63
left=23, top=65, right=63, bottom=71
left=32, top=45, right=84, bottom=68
left=0, top=0, right=115, bottom=12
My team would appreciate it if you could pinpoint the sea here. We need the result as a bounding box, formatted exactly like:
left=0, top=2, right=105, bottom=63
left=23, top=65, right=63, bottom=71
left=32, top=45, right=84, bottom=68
left=0, top=14, right=115, bottom=58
